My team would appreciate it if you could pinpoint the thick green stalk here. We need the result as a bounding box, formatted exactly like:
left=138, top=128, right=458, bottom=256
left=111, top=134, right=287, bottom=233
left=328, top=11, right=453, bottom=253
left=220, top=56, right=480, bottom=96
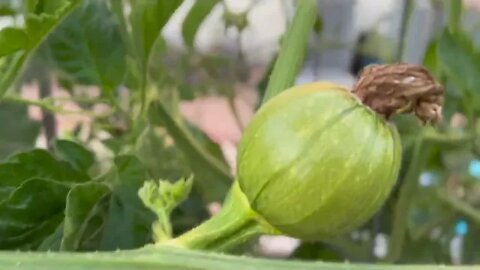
left=262, top=0, right=317, bottom=104
left=0, top=246, right=476, bottom=270
left=168, top=181, right=278, bottom=251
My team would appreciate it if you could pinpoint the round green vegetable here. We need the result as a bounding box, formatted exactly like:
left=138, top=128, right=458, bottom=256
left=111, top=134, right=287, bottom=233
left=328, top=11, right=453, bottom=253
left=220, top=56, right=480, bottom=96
left=237, top=82, right=400, bottom=240
left=170, top=64, right=444, bottom=251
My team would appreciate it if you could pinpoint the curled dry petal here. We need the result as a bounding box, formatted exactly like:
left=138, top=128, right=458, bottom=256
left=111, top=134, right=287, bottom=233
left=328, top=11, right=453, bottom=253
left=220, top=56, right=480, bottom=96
left=352, top=63, right=444, bottom=124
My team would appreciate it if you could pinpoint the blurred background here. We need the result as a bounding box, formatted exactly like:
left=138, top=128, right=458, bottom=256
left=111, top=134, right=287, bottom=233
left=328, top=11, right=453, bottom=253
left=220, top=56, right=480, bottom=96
left=1, top=0, right=480, bottom=266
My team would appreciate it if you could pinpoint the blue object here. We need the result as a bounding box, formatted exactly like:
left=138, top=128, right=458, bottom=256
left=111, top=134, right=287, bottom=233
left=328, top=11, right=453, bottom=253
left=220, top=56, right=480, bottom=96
left=455, top=220, right=468, bottom=236
left=468, top=160, right=480, bottom=179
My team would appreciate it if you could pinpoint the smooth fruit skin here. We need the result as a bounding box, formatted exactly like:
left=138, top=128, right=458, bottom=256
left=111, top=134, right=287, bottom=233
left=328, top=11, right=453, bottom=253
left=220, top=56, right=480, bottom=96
left=237, top=82, right=402, bottom=240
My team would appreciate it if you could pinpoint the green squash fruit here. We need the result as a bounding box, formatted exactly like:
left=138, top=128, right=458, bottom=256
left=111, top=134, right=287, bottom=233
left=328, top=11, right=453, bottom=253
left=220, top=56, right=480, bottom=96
left=237, top=82, right=402, bottom=240
left=171, top=64, right=443, bottom=251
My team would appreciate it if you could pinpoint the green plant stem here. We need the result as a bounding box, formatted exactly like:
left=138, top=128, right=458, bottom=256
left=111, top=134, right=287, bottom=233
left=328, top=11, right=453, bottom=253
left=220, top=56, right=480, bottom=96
left=261, top=0, right=317, bottom=104
left=0, top=246, right=476, bottom=270
left=3, top=96, right=108, bottom=117
left=384, top=136, right=431, bottom=263
left=396, top=0, right=413, bottom=61
left=438, top=189, right=480, bottom=224
left=38, top=70, right=57, bottom=149
left=168, top=181, right=278, bottom=251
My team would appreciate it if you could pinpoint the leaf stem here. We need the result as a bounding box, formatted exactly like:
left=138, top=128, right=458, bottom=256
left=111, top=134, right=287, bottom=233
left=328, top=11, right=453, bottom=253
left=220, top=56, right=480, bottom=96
left=261, top=0, right=317, bottom=104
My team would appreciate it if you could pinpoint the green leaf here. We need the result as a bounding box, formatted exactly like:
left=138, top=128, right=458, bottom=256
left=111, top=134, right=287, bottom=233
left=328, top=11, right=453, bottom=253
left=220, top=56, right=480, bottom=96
left=182, top=0, right=219, bottom=48
left=52, top=139, right=95, bottom=172
left=47, top=0, right=126, bottom=94
left=0, top=178, right=69, bottom=249
left=25, top=13, right=59, bottom=45
left=129, top=0, right=183, bottom=65
left=0, top=28, right=29, bottom=57
left=27, top=0, right=69, bottom=15
left=37, top=223, right=64, bottom=251
left=0, top=147, right=93, bottom=250
left=138, top=177, right=193, bottom=242
left=0, top=149, right=90, bottom=200
left=0, top=0, right=81, bottom=98
left=100, top=155, right=155, bottom=250
left=7, top=149, right=91, bottom=183
left=61, top=182, right=110, bottom=251
left=0, top=101, right=40, bottom=160
left=149, top=102, right=232, bottom=202
left=437, top=30, right=480, bottom=91
left=129, top=0, right=183, bottom=108
left=75, top=198, right=110, bottom=251
left=437, top=30, right=480, bottom=107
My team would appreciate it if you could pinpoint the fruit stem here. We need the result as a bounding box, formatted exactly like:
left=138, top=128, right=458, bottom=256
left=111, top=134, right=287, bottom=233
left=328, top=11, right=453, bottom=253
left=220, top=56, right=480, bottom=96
left=165, top=181, right=279, bottom=251
left=352, top=63, right=444, bottom=124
